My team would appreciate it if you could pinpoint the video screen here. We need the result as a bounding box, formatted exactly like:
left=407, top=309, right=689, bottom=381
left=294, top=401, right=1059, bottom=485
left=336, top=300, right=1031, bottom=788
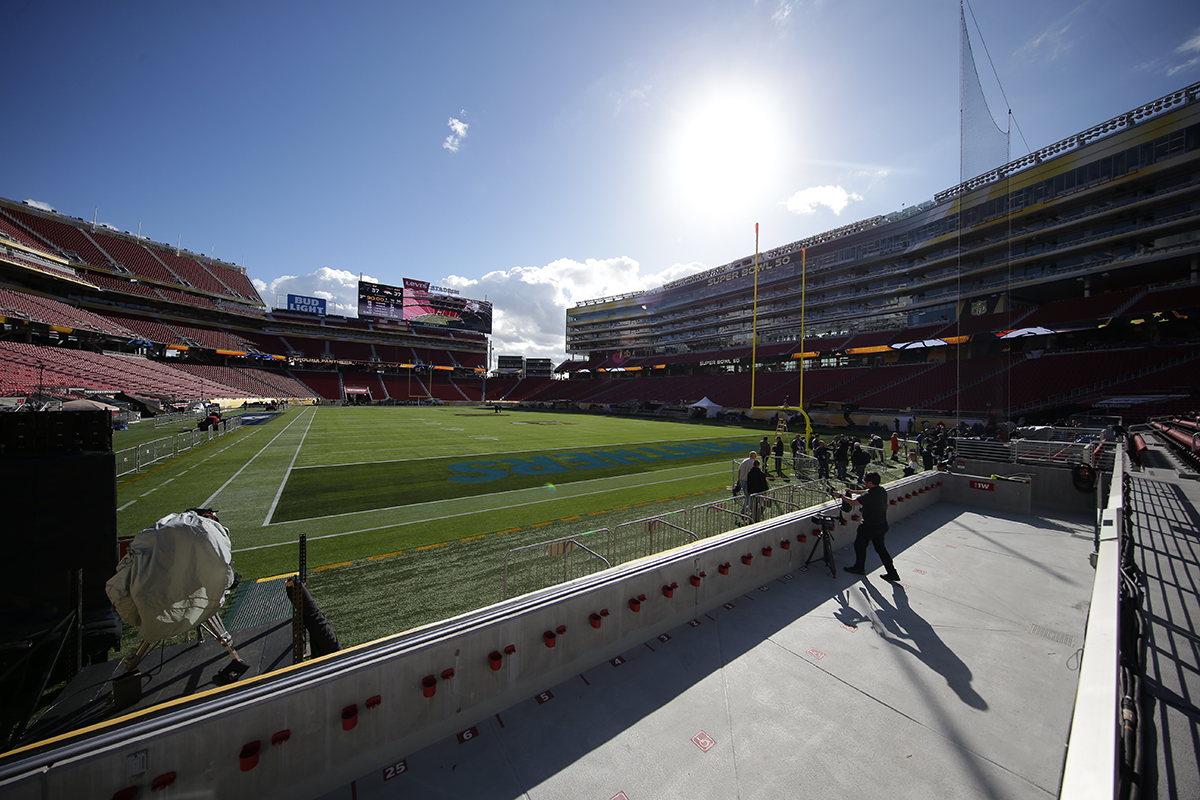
left=358, top=279, right=492, bottom=334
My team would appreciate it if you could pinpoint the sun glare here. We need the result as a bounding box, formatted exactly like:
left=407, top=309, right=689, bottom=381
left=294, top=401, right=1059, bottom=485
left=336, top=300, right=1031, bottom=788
left=667, top=84, right=785, bottom=222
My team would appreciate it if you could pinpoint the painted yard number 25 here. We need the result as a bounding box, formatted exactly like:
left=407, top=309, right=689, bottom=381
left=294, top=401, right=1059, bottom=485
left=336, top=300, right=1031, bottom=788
left=383, top=759, right=408, bottom=780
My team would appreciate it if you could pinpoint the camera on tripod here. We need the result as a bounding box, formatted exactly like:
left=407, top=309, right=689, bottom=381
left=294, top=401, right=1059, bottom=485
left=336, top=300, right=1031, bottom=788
left=812, top=514, right=838, bottom=532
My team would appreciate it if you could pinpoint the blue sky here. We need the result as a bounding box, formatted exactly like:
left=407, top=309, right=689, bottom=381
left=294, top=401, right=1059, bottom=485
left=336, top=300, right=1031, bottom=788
left=4, top=1, right=1198, bottom=364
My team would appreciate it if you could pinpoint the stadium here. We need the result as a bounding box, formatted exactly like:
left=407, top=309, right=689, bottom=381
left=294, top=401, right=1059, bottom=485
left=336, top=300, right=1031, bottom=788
left=1, top=72, right=1199, bottom=799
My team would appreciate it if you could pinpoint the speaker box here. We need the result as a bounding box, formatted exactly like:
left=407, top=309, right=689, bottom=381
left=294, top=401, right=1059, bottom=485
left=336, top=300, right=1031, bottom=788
left=0, top=451, right=118, bottom=639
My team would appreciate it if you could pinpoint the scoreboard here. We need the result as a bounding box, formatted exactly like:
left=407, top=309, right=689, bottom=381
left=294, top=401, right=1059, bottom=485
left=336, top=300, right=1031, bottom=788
left=357, top=279, right=493, bottom=334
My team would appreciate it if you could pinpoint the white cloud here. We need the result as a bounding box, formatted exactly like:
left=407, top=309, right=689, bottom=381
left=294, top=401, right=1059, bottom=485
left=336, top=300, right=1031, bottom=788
left=771, top=1, right=794, bottom=26
left=611, top=84, right=651, bottom=116
left=252, top=266, right=372, bottom=317
left=1167, top=28, right=1200, bottom=76
left=439, top=257, right=707, bottom=364
left=251, top=257, right=709, bottom=366
left=1177, top=28, right=1200, bottom=53
left=781, top=185, right=863, bottom=215
left=442, top=116, right=469, bottom=152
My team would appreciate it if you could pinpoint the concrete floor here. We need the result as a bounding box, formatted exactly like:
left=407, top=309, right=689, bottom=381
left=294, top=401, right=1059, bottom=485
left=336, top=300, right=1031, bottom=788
left=321, top=499, right=1101, bottom=800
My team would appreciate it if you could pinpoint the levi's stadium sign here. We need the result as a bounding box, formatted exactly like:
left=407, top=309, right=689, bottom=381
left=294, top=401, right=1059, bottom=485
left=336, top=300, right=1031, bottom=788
left=286, top=294, right=327, bottom=315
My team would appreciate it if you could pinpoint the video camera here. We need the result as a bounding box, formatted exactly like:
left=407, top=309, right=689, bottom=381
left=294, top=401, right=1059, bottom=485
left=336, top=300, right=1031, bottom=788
left=824, top=483, right=853, bottom=513
left=812, top=514, right=838, bottom=531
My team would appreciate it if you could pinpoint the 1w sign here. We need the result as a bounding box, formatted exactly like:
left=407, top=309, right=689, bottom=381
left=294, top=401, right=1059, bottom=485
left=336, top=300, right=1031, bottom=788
left=969, top=480, right=995, bottom=491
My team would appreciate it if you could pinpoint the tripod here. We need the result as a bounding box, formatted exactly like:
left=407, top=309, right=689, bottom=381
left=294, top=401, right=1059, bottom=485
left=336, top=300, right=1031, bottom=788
left=803, top=514, right=839, bottom=577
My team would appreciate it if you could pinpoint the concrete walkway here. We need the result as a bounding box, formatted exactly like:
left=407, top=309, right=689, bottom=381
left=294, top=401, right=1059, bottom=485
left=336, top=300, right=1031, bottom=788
left=1128, top=467, right=1200, bottom=800
left=322, top=499, right=1100, bottom=799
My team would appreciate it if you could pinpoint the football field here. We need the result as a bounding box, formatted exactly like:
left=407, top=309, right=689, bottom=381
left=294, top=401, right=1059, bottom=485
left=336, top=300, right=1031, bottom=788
left=115, top=406, right=766, bottom=641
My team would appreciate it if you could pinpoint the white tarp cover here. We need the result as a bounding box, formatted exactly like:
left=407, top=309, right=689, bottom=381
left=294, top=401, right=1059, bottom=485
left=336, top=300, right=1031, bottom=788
left=61, top=398, right=118, bottom=412
left=688, top=396, right=723, bottom=418
left=105, top=510, right=235, bottom=642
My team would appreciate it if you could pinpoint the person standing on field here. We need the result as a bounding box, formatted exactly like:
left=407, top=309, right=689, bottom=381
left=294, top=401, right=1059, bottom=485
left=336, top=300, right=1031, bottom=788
left=738, top=451, right=758, bottom=515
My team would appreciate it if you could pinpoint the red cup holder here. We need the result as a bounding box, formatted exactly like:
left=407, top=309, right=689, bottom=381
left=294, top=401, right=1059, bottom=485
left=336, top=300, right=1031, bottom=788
left=240, top=740, right=261, bottom=771
left=151, top=772, right=176, bottom=792
left=718, top=563, right=729, bottom=575
left=422, top=675, right=437, bottom=697
left=589, top=613, right=602, bottom=628
left=781, top=539, right=791, bottom=550
left=543, top=631, right=557, bottom=648
left=488, top=651, right=503, bottom=670
left=341, top=704, right=358, bottom=731
left=762, top=546, right=773, bottom=557
left=741, top=554, right=753, bottom=566
left=689, top=575, right=701, bottom=587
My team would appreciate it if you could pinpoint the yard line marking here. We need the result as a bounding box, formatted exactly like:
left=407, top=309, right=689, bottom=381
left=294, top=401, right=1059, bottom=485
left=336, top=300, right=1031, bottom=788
left=291, top=435, right=753, bottom=470
left=234, top=465, right=734, bottom=553
left=262, top=462, right=726, bottom=526
left=313, top=561, right=352, bottom=572
left=190, top=406, right=312, bottom=518
left=260, top=406, right=319, bottom=526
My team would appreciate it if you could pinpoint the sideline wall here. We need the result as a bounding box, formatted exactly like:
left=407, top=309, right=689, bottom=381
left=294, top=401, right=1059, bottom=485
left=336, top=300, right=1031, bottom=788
left=0, top=476, right=945, bottom=800
left=954, top=459, right=1100, bottom=515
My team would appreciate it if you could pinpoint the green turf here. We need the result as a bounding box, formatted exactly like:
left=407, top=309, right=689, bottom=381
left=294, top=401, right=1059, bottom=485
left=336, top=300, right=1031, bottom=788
left=273, top=437, right=750, bottom=521
left=113, top=405, right=903, bottom=650
left=116, top=407, right=759, bottom=576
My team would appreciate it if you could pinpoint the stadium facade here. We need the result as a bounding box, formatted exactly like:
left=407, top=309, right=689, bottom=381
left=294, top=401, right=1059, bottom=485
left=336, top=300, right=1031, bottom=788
left=2, top=82, right=1198, bottom=423
left=564, top=82, right=1200, bottom=424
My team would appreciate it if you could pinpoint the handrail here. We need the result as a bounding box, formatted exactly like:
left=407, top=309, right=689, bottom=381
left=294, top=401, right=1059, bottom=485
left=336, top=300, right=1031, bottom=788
left=1059, top=446, right=1126, bottom=799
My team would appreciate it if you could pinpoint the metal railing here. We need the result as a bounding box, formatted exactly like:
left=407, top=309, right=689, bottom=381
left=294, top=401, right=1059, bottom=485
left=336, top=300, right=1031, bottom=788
left=502, top=530, right=614, bottom=599
left=955, top=427, right=1111, bottom=468
left=1059, top=445, right=1133, bottom=800
left=154, top=409, right=202, bottom=428
left=502, top=477, right=836, bottom=598
left=115, top=416, right=243, bottom=477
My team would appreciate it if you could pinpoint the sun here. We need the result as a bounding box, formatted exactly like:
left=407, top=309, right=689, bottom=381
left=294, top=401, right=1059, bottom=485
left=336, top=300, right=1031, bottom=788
left=666, top=82, right=786, bottom=222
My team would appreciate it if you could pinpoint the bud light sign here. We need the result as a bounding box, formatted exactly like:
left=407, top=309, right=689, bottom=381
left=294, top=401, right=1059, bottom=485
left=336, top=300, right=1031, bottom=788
left=287, top=294, right=326, bottom=315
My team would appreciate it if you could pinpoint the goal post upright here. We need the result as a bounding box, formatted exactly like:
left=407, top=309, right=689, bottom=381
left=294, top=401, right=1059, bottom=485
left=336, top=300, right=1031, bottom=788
left=750, top=222, right=759, bottom=410
left=747, top=230, right=814, bottom=449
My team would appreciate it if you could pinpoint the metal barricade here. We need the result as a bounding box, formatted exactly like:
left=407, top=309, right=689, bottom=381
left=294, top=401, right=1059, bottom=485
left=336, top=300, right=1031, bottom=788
left=502, top=530, right=613, bottom=599
left=114, top=415, right=244, bottom=477
left=503, top=477, right=838, bottom=598
left=611, top=511, right=697, bottom=565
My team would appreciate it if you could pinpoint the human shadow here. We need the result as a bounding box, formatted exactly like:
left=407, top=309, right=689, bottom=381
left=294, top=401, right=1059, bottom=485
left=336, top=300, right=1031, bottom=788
left=855, top=578, right=989, bottom=710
